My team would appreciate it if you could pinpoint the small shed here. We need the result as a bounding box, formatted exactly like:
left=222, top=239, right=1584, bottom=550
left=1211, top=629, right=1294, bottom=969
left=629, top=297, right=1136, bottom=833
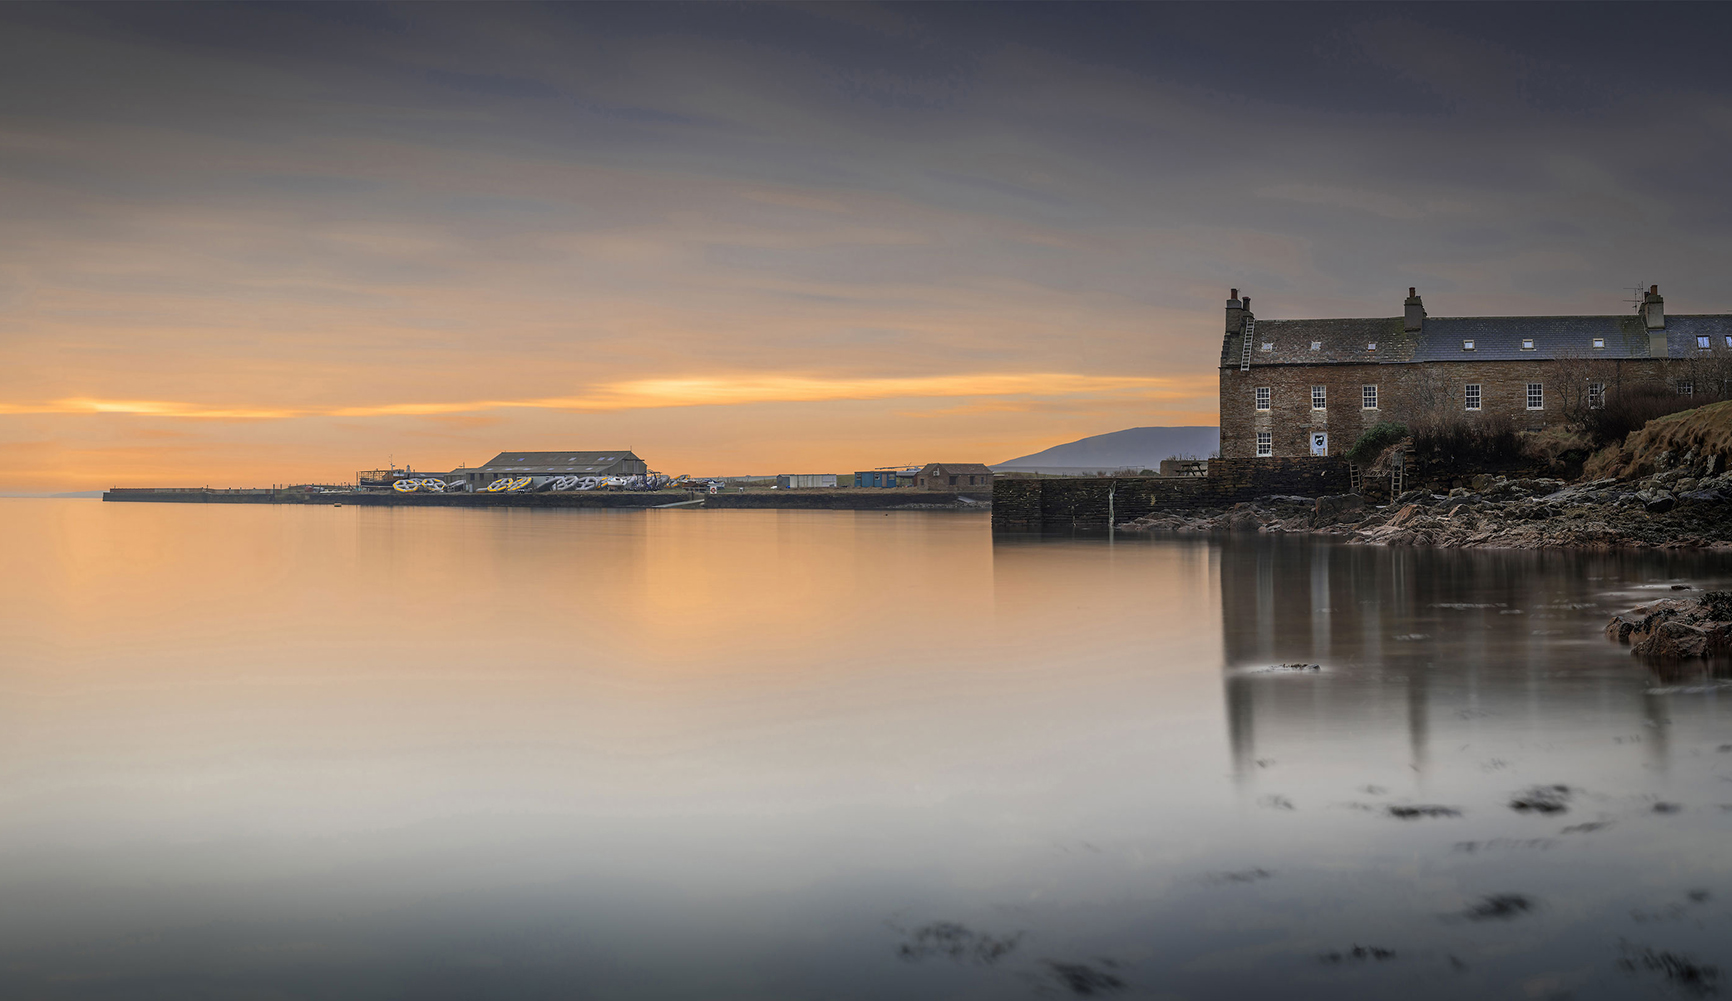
left=776, top=473, right=838, bottom=489
left=854, top=467, right=918, bottom=488
left=914, top=463, right=994, bottom=490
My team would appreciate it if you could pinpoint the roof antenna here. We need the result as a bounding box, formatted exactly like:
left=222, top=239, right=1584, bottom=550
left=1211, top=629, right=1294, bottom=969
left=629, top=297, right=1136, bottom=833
left=1624, top=284, right=1648, bottom=312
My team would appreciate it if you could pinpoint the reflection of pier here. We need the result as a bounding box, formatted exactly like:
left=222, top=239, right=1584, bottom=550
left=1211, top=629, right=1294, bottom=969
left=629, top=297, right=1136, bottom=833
left=1219, top=539, right=1696, bottom=782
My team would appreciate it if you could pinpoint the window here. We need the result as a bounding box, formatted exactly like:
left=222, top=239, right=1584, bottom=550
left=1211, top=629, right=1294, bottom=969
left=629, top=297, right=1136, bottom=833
left=1310, top=341, right=1322, bottom=351
left=1256, top=431, right=1272, bottom=457
left=1592, top=337, right=1605, bottom=349
left=1362, top=385, right=1378, bottom=409
left=1677, top=381, right=1695, bottom=397
left=1311, top=385, right=1327, bottom=410
left=1260, top=342, right=1273, bottom=352
left=1521, top=338, right=1535, bottom=350
left=1698, top=335, right=1712, bottom=351
left=949, top=475, right=958, bottom=485
left=1463, top=339, right=1476, bottom=351
left=1255, top=387, right=1270, bottom=410
left=1526, top=383, right=1544, bottom=410
left=1366, top=341, right=1377, bottom=350
left=1587, top=382, right=1605, bottom=409
left=1465, top=384, right=1481, bottom=410
left=1725, top=335, right=1732, bottom=348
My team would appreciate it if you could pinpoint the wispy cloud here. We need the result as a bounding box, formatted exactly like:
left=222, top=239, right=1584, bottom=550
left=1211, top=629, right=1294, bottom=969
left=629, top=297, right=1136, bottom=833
left=0, top=372, right=1209, bottom=420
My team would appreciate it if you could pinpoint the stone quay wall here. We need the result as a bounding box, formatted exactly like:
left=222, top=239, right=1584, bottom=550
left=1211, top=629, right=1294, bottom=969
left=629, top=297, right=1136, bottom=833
left=991, top=457, right=1351, bottom=531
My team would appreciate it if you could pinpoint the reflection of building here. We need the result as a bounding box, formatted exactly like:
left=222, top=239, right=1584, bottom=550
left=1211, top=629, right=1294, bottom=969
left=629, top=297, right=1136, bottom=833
left=915, top=462, right=993, bottom=490
left=462, top=451, right=647, bottom=489
left=1218, top=538, right=1698, bottom=782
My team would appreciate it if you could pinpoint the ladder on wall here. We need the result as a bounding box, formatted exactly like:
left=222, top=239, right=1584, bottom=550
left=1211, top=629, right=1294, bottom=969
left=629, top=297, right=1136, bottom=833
left=1349, top=463, right=1363, bottom=494
left=1239, top=318, right=1256, bottom=371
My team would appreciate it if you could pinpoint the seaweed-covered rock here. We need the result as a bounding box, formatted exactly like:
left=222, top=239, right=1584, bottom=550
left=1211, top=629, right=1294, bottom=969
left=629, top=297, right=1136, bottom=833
left=1608, top=592, right=1732, bottom=661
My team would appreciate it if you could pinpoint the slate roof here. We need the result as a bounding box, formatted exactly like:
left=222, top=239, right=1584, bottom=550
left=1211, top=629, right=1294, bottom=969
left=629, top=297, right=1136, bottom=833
left=1234, top=317, right=1413, bottom=365
left=1411, top=315, right=1652, bottom=361
left=475, top=451, right=641, bottom=473
left=920, top=463, right=994, bottom=476
left=1657, top=316, right=1732, bottom=358
left=1228, top=313, right=1732, bottom=367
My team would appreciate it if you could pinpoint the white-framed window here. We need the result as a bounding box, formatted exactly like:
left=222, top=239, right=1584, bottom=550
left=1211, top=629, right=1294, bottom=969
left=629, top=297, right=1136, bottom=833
left=1588, top=382, right=1605, bottom=410
left=1311, top=385, right=1326, bottom=410
left=1362, top=385, right=1378, bottom=410
left=1256, top=431, right=1272, bottom=457
left=1255, top=387, right=1270, bottom=411
left=1463, top=339, right=1475, bottom=351
left=1677, top=381, right=1695, bottom=396
left=1527, top=383, right=1544, bottom=410
left=1260, top=342, right=1273, bottom=352
left=1725, top=335, right=1732, bottom=348
left=1366, top=341, right=1377, bottom=351
left=1521, top=338, right=1535, bottom=350
left=1592, top=337, right=1605, bottom=349
left=1465, top=384, right=1481, bottom=410
left=1310, top=341, right=1322, bottom=351
left=1698, top=335, right=1712, bottom=351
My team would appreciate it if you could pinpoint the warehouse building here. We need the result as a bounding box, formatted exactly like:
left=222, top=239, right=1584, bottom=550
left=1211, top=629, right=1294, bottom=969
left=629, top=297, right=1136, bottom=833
left=460, top=451, right=648, bottom=489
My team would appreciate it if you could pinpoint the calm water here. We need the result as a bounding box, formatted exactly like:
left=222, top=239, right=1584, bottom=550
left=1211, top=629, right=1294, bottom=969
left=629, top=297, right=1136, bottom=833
left=2, top=500, right=1730, bottom=1000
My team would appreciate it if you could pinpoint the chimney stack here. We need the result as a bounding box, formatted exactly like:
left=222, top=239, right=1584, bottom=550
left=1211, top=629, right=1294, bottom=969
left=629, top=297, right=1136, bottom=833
left=1642, top=284, right=1665, bottom=330
left=1226, top=288, right=1245, bottom=335
left=1404, top=287, right=1425, bottom=332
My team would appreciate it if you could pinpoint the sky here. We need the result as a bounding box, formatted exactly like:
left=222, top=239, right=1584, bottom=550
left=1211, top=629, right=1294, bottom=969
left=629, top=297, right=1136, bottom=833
left=4, top=2, right=1732, bottom=490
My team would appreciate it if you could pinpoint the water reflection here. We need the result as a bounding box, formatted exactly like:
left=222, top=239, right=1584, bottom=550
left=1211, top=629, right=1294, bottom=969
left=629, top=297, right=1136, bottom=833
left=2, top=503, right=1730, bottom=1000
left=1220, top=540, right=1732, bottom=785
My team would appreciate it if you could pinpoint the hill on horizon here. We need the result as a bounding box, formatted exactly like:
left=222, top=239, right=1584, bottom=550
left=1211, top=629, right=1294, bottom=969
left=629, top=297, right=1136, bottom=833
left=993, top=426, right=1219, bottom=473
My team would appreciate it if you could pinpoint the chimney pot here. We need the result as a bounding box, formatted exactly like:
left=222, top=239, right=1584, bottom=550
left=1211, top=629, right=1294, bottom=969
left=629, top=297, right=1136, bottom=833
left=1230, top=288, right=1238, bottom=300
left=1409, top=287, right=1416, bottom=297
left=1651, top=284, right=1659, bottom=294
left=1241, top=296, right=1249, bottom=310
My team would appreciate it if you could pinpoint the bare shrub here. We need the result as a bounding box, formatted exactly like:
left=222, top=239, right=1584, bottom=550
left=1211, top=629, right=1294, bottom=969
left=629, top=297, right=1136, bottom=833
left=1582, top=382, right=1699, bottom=449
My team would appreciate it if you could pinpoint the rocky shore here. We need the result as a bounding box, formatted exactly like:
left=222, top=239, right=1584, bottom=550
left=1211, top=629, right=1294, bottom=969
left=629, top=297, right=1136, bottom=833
left=1116, top=467, right=1732, bottom=550
left=1605, top=591, right=1732, bottom=660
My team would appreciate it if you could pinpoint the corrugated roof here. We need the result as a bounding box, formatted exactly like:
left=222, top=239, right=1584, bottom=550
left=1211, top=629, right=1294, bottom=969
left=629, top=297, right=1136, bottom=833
left=476, top=450, right=640, bottom=471
left=1229, top=313, right=1732, bottom=367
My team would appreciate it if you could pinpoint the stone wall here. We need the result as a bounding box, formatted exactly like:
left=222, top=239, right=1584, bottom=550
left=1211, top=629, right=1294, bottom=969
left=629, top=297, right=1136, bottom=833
left=1220, top=358, right=1670, bottom=459
left=991, top=457, right=1350, bottom=530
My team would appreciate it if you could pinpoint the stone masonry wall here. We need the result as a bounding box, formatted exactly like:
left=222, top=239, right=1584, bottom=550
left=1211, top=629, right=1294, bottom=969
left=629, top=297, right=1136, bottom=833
left=991, top=457, right=1350, bottom=530
left=1220, top=358, right=1671, bottom=459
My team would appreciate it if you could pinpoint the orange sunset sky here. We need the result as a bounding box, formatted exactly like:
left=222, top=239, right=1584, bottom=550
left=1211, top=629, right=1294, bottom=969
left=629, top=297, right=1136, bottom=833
left=5, top=5, right=1732, bottom=491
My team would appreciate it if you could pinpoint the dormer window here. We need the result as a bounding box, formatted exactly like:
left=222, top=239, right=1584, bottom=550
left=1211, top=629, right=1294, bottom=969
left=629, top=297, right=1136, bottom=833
left=1260, top=342, right=1272, bottom=352
left=1698, top=335, right=1712, bottom=350
left=1310, top=341, right=1321, bottom=351
left=1592, top=338, right=1605, bottom=349
left=1366, top=342, right=1377, bottom=350
left=1521, top=338, right=1535, bottom=350
left=1463, top=339, right=1475, bottom=351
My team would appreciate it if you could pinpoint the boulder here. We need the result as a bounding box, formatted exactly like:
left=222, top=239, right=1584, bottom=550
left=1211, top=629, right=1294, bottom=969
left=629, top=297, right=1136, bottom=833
left=1631, top=620, right=1711, bottom=660
left=1314, top=494, right=1364, bottom=524
left=1643, top=490, right=1677, bottom=513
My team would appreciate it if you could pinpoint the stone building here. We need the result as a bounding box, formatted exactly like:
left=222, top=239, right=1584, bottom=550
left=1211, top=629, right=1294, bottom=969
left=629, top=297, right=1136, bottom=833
left=915, top=462, right=994, bottom=489
left=1218, top=286, right=1732, bottom=460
